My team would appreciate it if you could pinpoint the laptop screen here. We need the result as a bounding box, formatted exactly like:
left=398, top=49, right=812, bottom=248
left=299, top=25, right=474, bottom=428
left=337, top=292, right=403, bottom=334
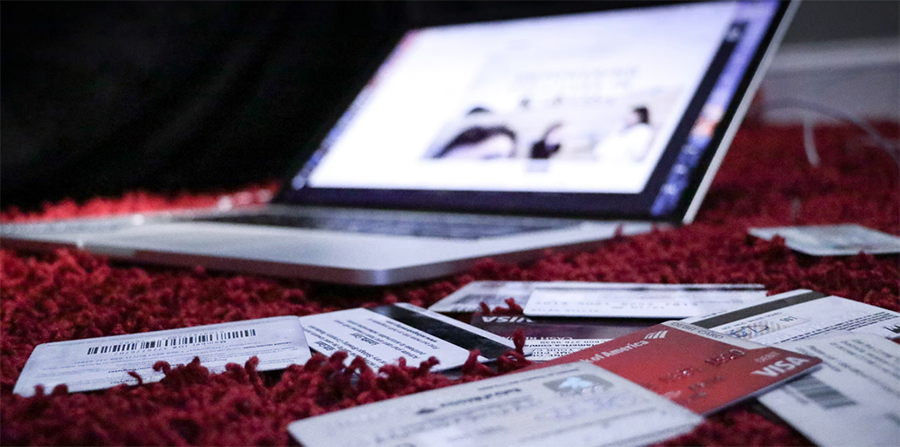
left=281, top=0, right=791, bottom=222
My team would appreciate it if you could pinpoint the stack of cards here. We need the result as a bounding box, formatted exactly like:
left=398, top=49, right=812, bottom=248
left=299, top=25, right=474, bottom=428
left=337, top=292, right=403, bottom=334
left=432, top=281, right=768, bottom=362
left=425, top=283, right=900, bottom=444
left=520, top=321, right=823, bottom=415
left=14, top=302, right=526, bottom=397
left=15, top=279, right=899, bottom=447
left=684, top=289, right=900, bottom=446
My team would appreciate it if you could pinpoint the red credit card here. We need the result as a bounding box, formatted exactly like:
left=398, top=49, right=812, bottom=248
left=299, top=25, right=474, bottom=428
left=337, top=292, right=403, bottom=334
left=520, top=321, right=822, bottom=415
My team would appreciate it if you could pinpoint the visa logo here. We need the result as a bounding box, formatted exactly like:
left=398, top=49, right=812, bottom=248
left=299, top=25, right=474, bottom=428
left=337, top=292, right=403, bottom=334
left=750, top=357, right=812, bottom=377
left=481, top=316, right=533, bottom=323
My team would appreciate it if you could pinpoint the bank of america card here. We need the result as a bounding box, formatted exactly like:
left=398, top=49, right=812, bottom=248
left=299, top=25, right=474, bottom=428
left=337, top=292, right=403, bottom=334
left=524, top=321, right=822, bottom=415
left=685, top=289, right=900, bottom=344
left=470, top=313, right=660, bottom=362
left=524, top=283, right=767, bottom=318
left=13, top=316, right=312, bottom=397
left=757, top=333, right=900, bottom=447
left=749, top=224, right=900, bottom=256
left=288, top=362, right=703, bottom=447
left=299, top=303, right=522, bottom=372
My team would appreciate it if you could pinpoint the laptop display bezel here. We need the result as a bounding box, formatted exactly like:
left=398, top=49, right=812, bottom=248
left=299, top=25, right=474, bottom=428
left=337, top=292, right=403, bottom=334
left=274, top=0, right=796, bottom=223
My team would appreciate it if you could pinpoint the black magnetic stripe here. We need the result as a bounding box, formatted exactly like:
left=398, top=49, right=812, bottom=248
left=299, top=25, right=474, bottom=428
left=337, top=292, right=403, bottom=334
left=366, top=306, right=511, bottom=359
left=691, top=291, right=827, bottom=329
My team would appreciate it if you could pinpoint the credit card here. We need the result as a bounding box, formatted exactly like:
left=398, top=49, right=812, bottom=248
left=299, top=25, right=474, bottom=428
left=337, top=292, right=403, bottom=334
left=757, top=333, right=900, bottom=447
left=429, top=281, right=589, bottom=313
left=288, top=362, right=703, bottom=447
left=299, top=303, right=522, bottom=371
left=429, top=281, right=764, bottom=315
left=749, top=224, right=900, bottom=256
left=524, top=283, right=766, bottom=318
left=685, top=289, right=900, bottom=343
left=14, top=316, right=311, bottom=397
left=522, top=321, right=822, bottom=414
left=470, top=313, right=659, bottom=361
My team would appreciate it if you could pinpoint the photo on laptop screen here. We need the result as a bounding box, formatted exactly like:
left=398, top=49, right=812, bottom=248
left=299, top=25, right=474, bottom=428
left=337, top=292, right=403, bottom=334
left=284, top=0, right=785, bottom=222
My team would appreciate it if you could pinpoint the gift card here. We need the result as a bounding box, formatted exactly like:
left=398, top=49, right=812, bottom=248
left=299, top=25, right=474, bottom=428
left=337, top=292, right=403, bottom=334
left=749, top=224, right=900, bottom=256
left=758, top=333, right=900, bottom=447
left=288, top=362, right=703, bottom=447
left=429, top=281, right=597, bottom=313
left=429, top=281, right=765, bottom=316
left=470, top=313, right=659, bottom=361
left=300, top=303, right=522, bottom=371
left=524, top=283, right=766, bottom=318
left=14, top=316, right=311, bottom=396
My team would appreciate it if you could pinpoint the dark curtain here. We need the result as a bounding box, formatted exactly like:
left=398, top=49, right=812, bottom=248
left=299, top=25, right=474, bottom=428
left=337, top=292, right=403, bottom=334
left=1, top=1, right=650, bottom=211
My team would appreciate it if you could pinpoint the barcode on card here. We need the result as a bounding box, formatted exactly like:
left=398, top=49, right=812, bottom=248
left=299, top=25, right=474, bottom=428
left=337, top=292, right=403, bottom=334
left=787, top=375, right=856, bottom=409
left=85, top=329, right=258, bottom=355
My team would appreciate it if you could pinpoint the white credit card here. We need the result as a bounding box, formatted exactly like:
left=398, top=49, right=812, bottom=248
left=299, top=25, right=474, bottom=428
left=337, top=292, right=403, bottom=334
left=299, top=303, right=521, bottom=371
left=685, top=289, right=900, bottom=344
left=428, top=281, right=606, bottom=313
left=524, top=283, right=767, bottom=318
left=523, top=339, right=610, bottom=362
left=288, top=362, right=703, bottom=447
left=758, top=333, right=900, bottom=447
left=469, top=313, right=659, bottom=362
left=13, top=316, right=311, bottom=397
left=749, top=224, right=900, bottom=256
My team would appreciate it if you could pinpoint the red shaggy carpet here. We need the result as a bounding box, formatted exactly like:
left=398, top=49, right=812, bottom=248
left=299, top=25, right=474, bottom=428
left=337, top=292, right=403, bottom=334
left=1, top=122, right=898, bottom=446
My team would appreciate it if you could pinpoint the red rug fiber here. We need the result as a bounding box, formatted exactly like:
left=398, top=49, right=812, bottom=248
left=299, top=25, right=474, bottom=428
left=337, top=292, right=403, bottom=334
left=1, top=122, right=898, bottom=446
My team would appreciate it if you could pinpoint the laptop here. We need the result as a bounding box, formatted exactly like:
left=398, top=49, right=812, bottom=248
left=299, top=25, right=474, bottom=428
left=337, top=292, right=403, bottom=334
left=1, top=1, right=798, bottom=285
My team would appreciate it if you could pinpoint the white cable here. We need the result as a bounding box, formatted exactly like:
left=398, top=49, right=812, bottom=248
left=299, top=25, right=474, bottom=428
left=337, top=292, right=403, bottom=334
left=763, top=97, right=900, bottom=166
left=802, top=113, right=820, bottom=167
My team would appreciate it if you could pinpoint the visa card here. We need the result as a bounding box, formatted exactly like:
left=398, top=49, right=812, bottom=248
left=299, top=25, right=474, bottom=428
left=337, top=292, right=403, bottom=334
left=522, top=321, right=822, bottom=415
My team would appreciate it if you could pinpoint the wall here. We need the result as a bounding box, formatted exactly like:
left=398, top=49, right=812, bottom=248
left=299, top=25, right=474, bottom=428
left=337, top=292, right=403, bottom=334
left=761, top=1, right=899, bottom=123
left=780, top=0, right=898, bottom=43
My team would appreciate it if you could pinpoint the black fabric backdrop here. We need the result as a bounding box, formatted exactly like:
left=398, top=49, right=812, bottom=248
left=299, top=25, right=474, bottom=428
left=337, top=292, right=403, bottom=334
left=2, top=1, right=404, bottom=209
